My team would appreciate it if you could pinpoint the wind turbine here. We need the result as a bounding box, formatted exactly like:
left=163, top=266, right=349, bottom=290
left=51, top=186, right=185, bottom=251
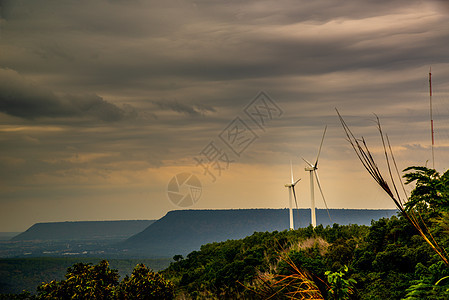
left=303, top=126, right=332, bottom=227
left=285, top=161, right=301, bottom=230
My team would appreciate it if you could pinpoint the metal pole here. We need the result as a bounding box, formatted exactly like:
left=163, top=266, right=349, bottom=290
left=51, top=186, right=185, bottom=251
left=429, top=68, right=435, bottom=169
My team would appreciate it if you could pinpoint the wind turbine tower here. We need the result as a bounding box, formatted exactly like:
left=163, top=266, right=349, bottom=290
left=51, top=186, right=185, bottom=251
left=303, top=126, right=332, bottom=227
left=285, top=161, right=300, bottom=230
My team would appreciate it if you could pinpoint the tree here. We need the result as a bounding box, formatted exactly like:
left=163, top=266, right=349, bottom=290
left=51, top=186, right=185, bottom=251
left=172, top=255, right=183, bottom=262
left=36, top=261, right=174, bottom=300
left=325, top=265, right=357, bottom=300
left=116, top=264, right=174, bottom=300
left=403, top=261, right=449, bottom=300
left=403, top=166, right=449, bottom=214
left=36, top=260, right=119, bottom=299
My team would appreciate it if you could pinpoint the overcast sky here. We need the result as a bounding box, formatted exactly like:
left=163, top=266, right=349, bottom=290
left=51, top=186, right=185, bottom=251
left=1, top=0, right=449, bottom=232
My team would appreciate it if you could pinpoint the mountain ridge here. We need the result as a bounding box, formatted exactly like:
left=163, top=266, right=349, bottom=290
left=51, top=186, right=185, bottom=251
left=121, top=208, right=397, bottom=257
left=11, top=220, right=155, bottom=241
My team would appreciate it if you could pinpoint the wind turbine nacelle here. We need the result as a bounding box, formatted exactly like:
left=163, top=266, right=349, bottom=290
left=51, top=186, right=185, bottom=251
left=305, top=166, right=315, bottom=171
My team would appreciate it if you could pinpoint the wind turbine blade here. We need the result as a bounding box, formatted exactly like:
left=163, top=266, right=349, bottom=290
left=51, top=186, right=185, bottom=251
left=314, top=170, right=333, bottom=223
left=292, top=185, right=301, bottom=228
left=293, top=178, right=301, bottom=186
left=314, top=125, right=327, bottom=167
left=302, top=157, right=313, bottom=168
left=290, top=160, right=294, bottom=184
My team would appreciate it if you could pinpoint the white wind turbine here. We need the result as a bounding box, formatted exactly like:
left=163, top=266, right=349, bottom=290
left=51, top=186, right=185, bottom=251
left=285, top=161, right=301, bottom=230
left=303, top=126, right=332, bottom=227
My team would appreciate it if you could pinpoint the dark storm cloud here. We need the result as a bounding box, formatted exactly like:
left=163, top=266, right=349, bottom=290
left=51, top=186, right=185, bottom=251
left=0, top=1, right=432, bottom=81
left=0, top=68, right=133, bottom=121
left=0, top=0, right=447, bottom=142
left=1, top=0, right=447, bottom=107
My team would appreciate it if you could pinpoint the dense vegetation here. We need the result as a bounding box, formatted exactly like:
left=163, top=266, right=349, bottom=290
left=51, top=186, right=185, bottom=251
left=163, top=224, right=366, bottom=298
left=2, top=166, right=448, bottom=299
left=161, top=166, right=449, bottom=299
left=0, top=258, right=171, bottom=295
left=160, top=216, right=447, bottom=299
left=1, top=261, right=174, bottom=300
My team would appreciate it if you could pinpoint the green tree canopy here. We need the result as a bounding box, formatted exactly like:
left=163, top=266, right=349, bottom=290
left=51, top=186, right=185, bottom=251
left=35, top=260, right=174, bottom=300
left=116, top=264, right=174, bottom=300
left=403, top=166, right=449, bottom=214
left=36, top=260, right=119, bottom=299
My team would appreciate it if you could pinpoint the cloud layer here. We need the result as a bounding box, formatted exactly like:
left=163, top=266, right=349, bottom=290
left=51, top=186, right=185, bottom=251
left=0, top=68, right=135, bottom=121
left=0, top=0, right=449, bottom=231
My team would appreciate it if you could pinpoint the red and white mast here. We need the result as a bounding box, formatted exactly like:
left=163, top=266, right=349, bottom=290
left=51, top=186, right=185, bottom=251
left=429, top=67, right=435, bottom=169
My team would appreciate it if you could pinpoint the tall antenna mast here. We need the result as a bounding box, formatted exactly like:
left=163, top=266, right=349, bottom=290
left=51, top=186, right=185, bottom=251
left=429, top=67, right=435, bottom=169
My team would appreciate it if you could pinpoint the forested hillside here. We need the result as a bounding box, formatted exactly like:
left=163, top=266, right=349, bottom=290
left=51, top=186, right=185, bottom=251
left=163, top=214, right=449, bottom=299
left=160, top=166, right=449, bottom=299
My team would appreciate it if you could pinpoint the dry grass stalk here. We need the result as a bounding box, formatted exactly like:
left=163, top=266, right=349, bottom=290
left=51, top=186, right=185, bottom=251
left=290, top=238, right=329, bottom=256
left=336, top=109, right=449, bottom=266
left=244, top=246, right=325, bottom=299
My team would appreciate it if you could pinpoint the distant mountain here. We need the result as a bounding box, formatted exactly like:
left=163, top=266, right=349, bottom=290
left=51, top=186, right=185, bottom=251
left=11, top=220, right=155, bottom=241
left=0, top=232, right=21, bottom=241
left=121, top=208, right=397, bottom=257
